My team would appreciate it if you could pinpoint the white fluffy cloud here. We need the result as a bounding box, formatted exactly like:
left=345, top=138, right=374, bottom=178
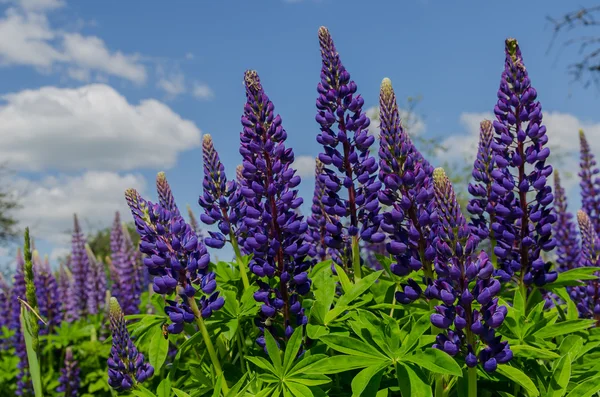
left=192, top=82, right=214, bottom=100
left=157, top=72, right=186, bottom=98
left=0, top=84, right=202, bottom=171
left=293, top=155, right=316, bottom=178
left=14, top=171, right=147, bottom=245
left=0, top=0, right=146, bottom=83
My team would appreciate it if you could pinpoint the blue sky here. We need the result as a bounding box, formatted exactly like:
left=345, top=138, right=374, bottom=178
left=2, top=0, right=599, bottom=266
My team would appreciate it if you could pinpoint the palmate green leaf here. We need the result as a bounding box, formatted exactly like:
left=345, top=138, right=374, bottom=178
left=157, top=376, right=172, bottom=397
left=287, top=373, right=331, bottom=386
left=351, top=363, right=387, bottom=397
left=534, top=319, right=595, bottom=339
left=149, top=325, right=169, bottom=373
left=334, top=264, right=353, bottom=293
left=396, top=362, right=432, bottom=397
left=288, top=354, right=329, bottom=376
left=319, top=334, right=388, bottom=359
left=302, top=355, right=388, bottom=374
left=226, top=373, right=251, bottom=397
left=20, top=307, right=42, bottom=397
left=310, top=266, right=336, bottom=325
left=496, top=365, right=539, bottom=397
left=172, top=388, right=192, bottom=397
left=283, top=328, right=303, bottom=373
left=247, top=356, right=277, bottom=375
left=559, top=335, right=584, bottom=358
left=544, top=267, right=600, bottom=288
left=132, top=384, right=158, bottom=397
left=324, top=271, right=382, bottom=325
left=398, top=313, right=431, bottom=357
left=511, top=345, right=560, bottom=360
left=547, top=354, right=571, bottom=397
left=285, top=381, right=314, bottom=397
left=211, top=373, right=223, bottom=397
left=264, top=330, right=283, bottom=375
left=348, top=311, right=390, bottom=356
left=565, top=375, right=600, bottom=397
left=404, top=348, right=462, bottom=376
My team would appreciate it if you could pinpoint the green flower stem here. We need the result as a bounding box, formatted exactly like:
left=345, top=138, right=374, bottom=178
left=352, top=235, right=361, bottom=281
left=467, top=366, right=477, bottom=397
left=188, top=297, right=230, bottom=394
left=230, top=234, right=251, bottom=291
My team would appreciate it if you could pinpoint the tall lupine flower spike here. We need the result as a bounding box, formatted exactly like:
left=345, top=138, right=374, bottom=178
left=107, top=297, right=153, bottom=391
left=240, top=70, right=311, bottom=345
left=579, top=130, right=600, bottom=235
left=23, top=228, right=39, bottom=351
left=429, top=169, right=511, bottom=373
left=57, top=261, right=72, bottom=321
left=126, top=180, right=223, bottom=334
left=156, top=171, right=180, bottom=217
left=467, top=120, right=496, bottom=240
left=85, top=245, right=107, bottom=315
left=377, top=77, right=436, bottom=303
left=34, top=254, right=61, bottom=334
left=67, top=214, right=90, bottom=321
left=187, top=205, right=202, bottom=238
left=57, top=347, right=80, bottom=397
left=554, top=172, right=580, bottom=272
left=307, top=158, right=334, bottom=262
left=0, top=274, right=9, bottom=350
left=489, top=38, right=557, bottom=286
left=315, top=26, right=383, bottom=279
left=574, top=210, right=600, bottom=322
left=110, top=213, right=139, bottom=315
left=12, top=249, right=32, bottom=396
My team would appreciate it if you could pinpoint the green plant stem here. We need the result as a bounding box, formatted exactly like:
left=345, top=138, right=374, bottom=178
left=467, top=366, right=477, bottom=397
left=351, top=235, right=361, bottom=281
left=390, top=284, right=398, bottom=317
left=236, top=327, right=248, bottom=373
left=231, top=235, right=251, bottom=291
left=188, top=298, right=230, bottom=394
left=435, top=377, right=444, bottom=397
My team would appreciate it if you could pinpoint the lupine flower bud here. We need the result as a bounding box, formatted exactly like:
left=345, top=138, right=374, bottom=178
left=574, top=211, right=600, bottom=321
left=240, top=70, right=311, bottom=346
left=429, top=168, right=511, bottom=372
left=488, top=38, right=557, bottom=286
left=125, top=173, right=223, bottom=334
left=315, top=27, right=382, bottom=269
left=198, top=134, right=243, bottom=249
left=157, top=171, right=180, bottom=217
left=554, top=172, right=580, bottom=272
left=57, top=347, right=80, bottom=397
left=468, top=120, right=495, bottom=239
left=67, top=215, right=90, bottom=321
left=579, top=130, right=600, bottom=235
left=108, top=297, right=153, bottom=391
left=377, top=77, right=436, bottom=302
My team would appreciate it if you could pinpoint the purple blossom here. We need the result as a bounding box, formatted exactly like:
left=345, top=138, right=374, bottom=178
left=157, top=171, right=180, bottom=217
left=579, top=130, right=600, bottom=235
left=429, top=168, right=511, bottom=372
left=574, top=210, right=600, bottom=321
left=125, top=174, right=223, bottom=334
left=67, top=215, right=90, bottom=322
left=467, top=120, right=495, bottom=240
left=306, top=158, right=333, bottom=262
left=11, top=250, right=32, bottom=396
left=85, top=245, right=106, bottom=316
left=489, top=38, right=557, bottom=286
left=110, top=212, right=140, bottom=315
left=377, top=77, right=436, bottom=302
left=57, top=347, right=80, bottom=397
left=34, top=254, right=61, bottom=334
left=315, top=27, right=382, bottom=274
left=239, top=70, right=311, bottom=344
left=554, top=171, right=580, bottom=272
left=57, top=261, right=71, bottom=321
left=0, top=274, right=10, bottom=350
left=107, top=297, right=153, bottom=391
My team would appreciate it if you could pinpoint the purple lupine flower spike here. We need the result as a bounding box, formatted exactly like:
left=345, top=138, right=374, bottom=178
left=11, top=249, right=32, bottom=396
left=315, top=27, right=383, bottom=276
left=429, top=168, right=511, bottom=372
left=307, top=158, right=334, bottom=262
left=467, top=120, right=496, bottom=240
left=57, top=347, right=80, bottom=397
left=107, top=297, right=153, bottom=391
left=125, top=177, right=223, bottom=334
left=240, top=70, right=311, bottom=345
left=377, top=78, right=436, bottom=303
left=67, top=214, right=90, bottom=321
left=34, top=254, right=62, bottom=334
left=579, top=130, right=600, bottom=235
left=574, top=210, right=600, bottom=322
left=110, top=212, right=139, bottom=315
left=85, top=245, right=106, bottom=315
left=554, top=172, right=580, bottom=272
left=0, top=274, right=10, bottom=350
left=156, top=171, right=180, bottom=217
left=199, top=134, right=243, bottom=250
left=57, top=261, right=72, bottom=321
left=122, top=222, right=147, bottom=304
left=489, top=38, right=557, bottom=286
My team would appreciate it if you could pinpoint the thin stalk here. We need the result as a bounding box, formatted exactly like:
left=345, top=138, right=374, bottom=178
left=351, top=235, right=361, bottom=281
left=230, top=233, right=250, bottom=291
left=435, top=377, right=445, bottom=397
left=236, top=328, right=248, bottom=373
left=467, top=366, right=477, bottom=397
left=188, top=298, right=230, bottom=394
left=389, top=284, right=398, bottom=317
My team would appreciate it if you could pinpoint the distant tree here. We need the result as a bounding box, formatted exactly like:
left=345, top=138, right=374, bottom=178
left=87, top=222, right=140, bottom=264
left=548, top=5, right=600, bottom=87
left=0, top=163, right=20, bottom=247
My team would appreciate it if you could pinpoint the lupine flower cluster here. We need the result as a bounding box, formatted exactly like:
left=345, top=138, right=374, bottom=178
left=315, top=27, right=382, bottom=271
left=467, top=120, right=495, bottom=240
left=11, top=250, right=32, bottom=396
left=376, top=77, right=436, bottom=303
left=579, top=130, right=600, bottom=235
left=126, top=173, right=223, bottom=334
left=488, top=38, right=557, bottom=286
left=107, top=297, right=153, bottom=391
left=428, top=168, right=511, bottom=372
left=67, top=215, right=91, bottom=322
left=553, top=172, right=580, bottom=272
left=306, top=158, right=331, bottom=262
left=110, top=212, right=140, bottom=315
left=85, top=245, right=107, bottom=316
left=573, top=211, right=600, bottom=321
left=57, top=261, right=72, bottom=321
left=57, top=347, right=80, bottom=397
left=0, top=274, right=10, bottom=350
left=239, top=70, right=311, bottom=344
left=33, top=253, right=62, bottom=334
